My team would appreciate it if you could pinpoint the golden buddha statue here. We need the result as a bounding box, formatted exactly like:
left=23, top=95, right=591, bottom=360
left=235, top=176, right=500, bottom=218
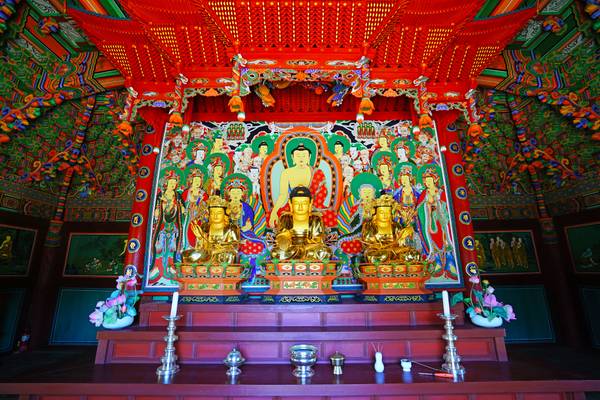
left=181, top=196, right=240, bottom=264
left=271, top=186, right=332, bottom=261
left=361, top=195, right=421, bottom=264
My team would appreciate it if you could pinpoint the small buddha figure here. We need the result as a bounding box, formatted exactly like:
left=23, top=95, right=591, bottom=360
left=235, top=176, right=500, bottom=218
left=271, top=186, right=332, bottom=261
left=361, top=195, right=421, bottom=264
left=181, top=196, right=240, bottom=264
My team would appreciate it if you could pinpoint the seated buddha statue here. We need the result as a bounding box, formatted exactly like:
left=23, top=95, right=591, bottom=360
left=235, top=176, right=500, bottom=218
left=361, top=195, right=421, bottom=264
left=270, top=186, right=332, bottom=261
left=181, top=196, right=240, bottom=264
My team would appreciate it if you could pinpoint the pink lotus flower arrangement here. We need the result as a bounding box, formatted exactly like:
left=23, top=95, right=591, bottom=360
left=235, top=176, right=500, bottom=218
left=89, top=272, right=139, bottom=329
left=452, top=275, right=516, bottom=324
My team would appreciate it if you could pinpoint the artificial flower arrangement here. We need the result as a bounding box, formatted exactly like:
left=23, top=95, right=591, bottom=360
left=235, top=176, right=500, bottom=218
left=89, top=267, right=140, bottom=329
left=451, top=275, right=516, bottom=327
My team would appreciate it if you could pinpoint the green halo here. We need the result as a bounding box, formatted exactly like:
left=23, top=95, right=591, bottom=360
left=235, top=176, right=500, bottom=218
left=251, top=135, right=275, bottom=154
left=370, top=150, right=399, bottom=170
left=204, top=152, right=231, bottom=174
left=285, top=137, right=318, bottom=167
left=326, top=133, right=351, bottom=154
left=159, top=166, right=183, bottom=185
left=183, top=164, right=208, bottom=185
left=390, top=138, right=415, bottom=158
left=186, top=139, right=212, bottom=160
left=418, top=163, right=443, bottom=185
left=351, top=172, right=383, bottom=200
left=221, top=173, right=253, bottom=198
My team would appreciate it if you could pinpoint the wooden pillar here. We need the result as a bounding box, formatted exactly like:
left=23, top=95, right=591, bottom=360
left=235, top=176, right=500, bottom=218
left=434, top=110, right=479, bottom=291
left=123, top=108, right=168, bottom=284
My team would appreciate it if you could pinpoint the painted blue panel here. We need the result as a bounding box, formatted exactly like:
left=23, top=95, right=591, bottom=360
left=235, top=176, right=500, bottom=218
left=494, top=285, right=555, bottom=343
left=0, top=288, right=25, bottom=353
left=50, top=287, right=113, bottom=345
left=580, top=287, right=600, bottom=348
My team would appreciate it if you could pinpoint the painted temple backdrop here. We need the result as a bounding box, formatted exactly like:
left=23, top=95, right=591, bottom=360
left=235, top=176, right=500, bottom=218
left=142, top=120, right=464, bottom=292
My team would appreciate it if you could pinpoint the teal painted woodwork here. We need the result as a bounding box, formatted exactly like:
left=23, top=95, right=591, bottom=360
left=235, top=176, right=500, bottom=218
left=0, top=288, right=25, bottom=353
left=580, top=287, right=600, bottom=348
left=494, top=285, right=555, bottom=343
left=50, top=288, right=113, bottom=345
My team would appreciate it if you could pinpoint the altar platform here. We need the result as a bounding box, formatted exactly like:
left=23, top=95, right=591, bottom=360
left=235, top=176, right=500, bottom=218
left=1, top=345, right=599, bottom=399
left=94, top=300, right=507, bottom=365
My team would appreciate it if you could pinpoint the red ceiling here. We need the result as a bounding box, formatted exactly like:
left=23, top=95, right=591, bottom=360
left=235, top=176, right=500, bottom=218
left=68, top=0, right=535, bottom=96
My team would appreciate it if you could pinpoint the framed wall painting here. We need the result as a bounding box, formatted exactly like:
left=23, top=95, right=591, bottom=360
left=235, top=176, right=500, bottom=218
left=565, top=222, right=600, bottom=274
left=474, top=230, right=540, bottom=275
left=0, top=224, right=37, bottom=276
left=63, top=233, right=128, bottom=277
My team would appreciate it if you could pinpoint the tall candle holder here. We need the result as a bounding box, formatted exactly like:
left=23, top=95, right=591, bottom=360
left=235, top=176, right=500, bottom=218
left=156, top=315, right=181, bottom=377
left=438, top=313, right=465, bottom=378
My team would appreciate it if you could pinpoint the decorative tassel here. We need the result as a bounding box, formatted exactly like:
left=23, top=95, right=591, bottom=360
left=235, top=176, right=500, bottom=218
left=356, top=113, right=365, bottom=123
left=115, top=121, right=133, bottom=137
left=237, top=111, right=246, bottom=122
left=467, top=123, right=484, bottom=138
left=359, top=97, right=375, bottom=115
left=0, top=134, right=9, bottom=143
left=169, top=112, right=183, bottom=126
left=228, top=95, right=244, bottom=113
left=419, top=114, right=433, bottom=129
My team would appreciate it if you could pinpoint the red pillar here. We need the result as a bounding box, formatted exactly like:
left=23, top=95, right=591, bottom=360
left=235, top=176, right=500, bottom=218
left=123, top=108, right=169, bottom=280
left=434, top=110, right=479, bottom=290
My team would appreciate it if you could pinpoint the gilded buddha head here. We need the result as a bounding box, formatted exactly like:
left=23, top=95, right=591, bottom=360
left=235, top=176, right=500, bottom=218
left=208, top=196, right=228, bottom=225
left=289, top=186, right=312, bottom=222
left=373, top=195, right=395, bottom=226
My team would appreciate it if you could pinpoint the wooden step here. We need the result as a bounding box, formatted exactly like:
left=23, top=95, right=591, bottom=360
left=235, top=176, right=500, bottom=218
left=95, top=324, right=506, bottom=365
left=139, top=300, right=465, bottom=328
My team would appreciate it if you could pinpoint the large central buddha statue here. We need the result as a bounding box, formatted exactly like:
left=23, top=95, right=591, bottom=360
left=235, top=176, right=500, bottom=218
left=361, top=195, right=421, bottom=264
left=271, top=186, right=332, bottom=261
left=181, top=196, right=240, bottom=264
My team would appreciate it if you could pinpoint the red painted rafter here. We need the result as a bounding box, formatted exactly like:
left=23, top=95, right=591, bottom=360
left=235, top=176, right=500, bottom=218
left=65, top=0, right=536, bottom=96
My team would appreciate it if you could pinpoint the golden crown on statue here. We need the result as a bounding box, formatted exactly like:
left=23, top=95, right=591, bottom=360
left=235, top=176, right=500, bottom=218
left=208, top=195, right=228, bottom=209
left=373, top=194, right=396, bottom=209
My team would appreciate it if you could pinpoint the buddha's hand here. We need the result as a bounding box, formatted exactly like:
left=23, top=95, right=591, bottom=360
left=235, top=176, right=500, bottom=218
left=276, top=231, right=292, bottom=250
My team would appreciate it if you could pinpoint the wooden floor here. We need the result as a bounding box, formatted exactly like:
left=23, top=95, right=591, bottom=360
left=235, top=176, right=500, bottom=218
left=0, top=345, right=599, bottom=399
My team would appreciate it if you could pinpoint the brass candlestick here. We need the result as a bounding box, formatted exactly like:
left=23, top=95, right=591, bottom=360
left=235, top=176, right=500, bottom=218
left=438, top=313, right=465, bottom=379
left=156, top=315, right=181, bottom=377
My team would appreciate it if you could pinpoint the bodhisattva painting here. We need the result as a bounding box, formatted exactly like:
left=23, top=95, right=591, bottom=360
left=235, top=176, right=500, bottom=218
left=64, top=233, right=128, bottom=276
left=144, top=121, right=461, bottom=290
left=474, top=231, right=539, bottom=274
left=0, top=225, right=36, bottom=276
left=565, top=222, right=600, bottom=273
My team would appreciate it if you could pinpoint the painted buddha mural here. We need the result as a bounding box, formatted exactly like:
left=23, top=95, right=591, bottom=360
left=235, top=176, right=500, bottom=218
left=266, top=132, right=342, bottom=228
left=181, top=195, right=240, bottom=264
left=271, top=186, right=332, bottom=261
left=361, top=194, right=421, bottom=264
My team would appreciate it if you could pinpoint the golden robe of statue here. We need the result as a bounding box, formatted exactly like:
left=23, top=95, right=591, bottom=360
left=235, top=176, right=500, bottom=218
left=361, top=195, right=421, bottom=264
left=271, top=186, right=332, bottom=261
left=181, top=196, right=240, bottom=264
